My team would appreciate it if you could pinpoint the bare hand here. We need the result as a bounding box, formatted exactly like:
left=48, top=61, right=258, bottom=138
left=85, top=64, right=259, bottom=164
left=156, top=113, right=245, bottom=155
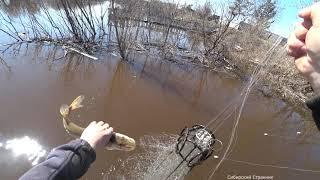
left=287, top=3, right=320, bottom=94
left=80, top=121, right=114, bottom=149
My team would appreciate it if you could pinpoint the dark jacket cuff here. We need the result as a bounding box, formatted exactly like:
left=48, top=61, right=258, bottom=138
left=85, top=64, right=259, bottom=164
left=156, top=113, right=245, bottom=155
left=306, top=95, right=320, bottom=130
left=306, top=95, right=320, bottom=111
left=19, top=139, right=97, bottom=180
left=76, top=139, right=97, bottom=163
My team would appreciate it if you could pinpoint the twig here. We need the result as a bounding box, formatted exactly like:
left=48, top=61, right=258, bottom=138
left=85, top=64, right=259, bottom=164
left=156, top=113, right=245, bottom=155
left=63, top=46, right=98, bottom=60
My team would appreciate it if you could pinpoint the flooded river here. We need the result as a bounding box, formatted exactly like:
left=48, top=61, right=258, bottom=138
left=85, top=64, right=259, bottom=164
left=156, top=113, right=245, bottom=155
left=0, top=44, right=319, bottom=180
left=1, top=1, right=320, bottom=180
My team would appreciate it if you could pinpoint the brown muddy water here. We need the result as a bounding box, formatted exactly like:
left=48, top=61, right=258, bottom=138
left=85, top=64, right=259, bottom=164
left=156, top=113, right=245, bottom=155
left=0, top=44, right=320, bottom=180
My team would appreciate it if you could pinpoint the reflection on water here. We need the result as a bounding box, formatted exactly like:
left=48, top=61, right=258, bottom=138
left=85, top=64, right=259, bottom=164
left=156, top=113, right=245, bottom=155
left=0, top=0, right=319, bottom=179
left=0, top=43, right=320, bottom=179
left=0, top=0, right=107, bottom=16
left=3, top=136, right=47, bottom=166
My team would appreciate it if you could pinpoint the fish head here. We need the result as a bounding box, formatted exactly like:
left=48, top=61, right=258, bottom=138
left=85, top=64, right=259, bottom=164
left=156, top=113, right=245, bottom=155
left=105, top=133, right=136, bottom=151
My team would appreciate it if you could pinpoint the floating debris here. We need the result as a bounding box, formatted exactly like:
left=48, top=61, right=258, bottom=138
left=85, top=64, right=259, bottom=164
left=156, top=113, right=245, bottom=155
left=264, top=133, right=268, bottom=136
left=235, top=45, right=243, bottom=51
left=111, top=53, right=118, bottom=57
left=214, top=155, right=219, bottom=159
left=297, top=132, right=301, bottom=135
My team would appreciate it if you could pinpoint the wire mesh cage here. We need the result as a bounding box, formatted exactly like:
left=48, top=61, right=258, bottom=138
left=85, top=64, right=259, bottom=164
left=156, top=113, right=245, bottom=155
left=176, top=125, right=215, bottom=168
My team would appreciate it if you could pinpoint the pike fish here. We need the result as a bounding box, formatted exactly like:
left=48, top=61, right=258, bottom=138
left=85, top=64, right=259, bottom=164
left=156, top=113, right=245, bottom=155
left=60, top=95, right=136, bottom=151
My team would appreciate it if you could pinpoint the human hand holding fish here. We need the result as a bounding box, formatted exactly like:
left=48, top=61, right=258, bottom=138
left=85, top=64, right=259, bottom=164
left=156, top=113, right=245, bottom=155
left=80, top=121, right=114, bottom=149
left=60, top=95, right=136, bottom=151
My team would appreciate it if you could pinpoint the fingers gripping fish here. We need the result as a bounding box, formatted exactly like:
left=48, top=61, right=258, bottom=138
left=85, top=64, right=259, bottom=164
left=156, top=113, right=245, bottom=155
left=60, top=95, right=136, bottom=151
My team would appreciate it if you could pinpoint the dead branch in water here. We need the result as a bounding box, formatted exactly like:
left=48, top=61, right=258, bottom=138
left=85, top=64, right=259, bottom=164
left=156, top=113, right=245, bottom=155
left=63, top=46, right=98, bottom=60
left=0, top=0, right=109, bottom=54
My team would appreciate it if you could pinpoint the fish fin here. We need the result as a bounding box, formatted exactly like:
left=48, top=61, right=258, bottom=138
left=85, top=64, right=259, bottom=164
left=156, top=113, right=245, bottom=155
left=60, top=104, right=70, bottom=117
left=69, top=95, right=85, bottom=111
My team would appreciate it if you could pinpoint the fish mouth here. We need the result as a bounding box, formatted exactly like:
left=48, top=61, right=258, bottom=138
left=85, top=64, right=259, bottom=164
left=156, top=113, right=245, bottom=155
left=105, top=143, right=136, bottom=151
left=120, top=139, right=136, bottom=151
left=118, top=139, right=136, bottom=151
left=120, top=145, right=136, bottom=151
left=106, top=134, right=136, bottom=151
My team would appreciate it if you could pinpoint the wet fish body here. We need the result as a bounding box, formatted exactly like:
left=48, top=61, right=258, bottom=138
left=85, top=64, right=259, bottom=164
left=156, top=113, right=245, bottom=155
left=60, top=95, right=136, bottom=151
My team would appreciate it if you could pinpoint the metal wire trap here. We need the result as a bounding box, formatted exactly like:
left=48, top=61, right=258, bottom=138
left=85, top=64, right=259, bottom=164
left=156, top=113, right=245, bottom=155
left=176, top=125, right=215, bottom=167
left=166, top=124, right=220, bottom=179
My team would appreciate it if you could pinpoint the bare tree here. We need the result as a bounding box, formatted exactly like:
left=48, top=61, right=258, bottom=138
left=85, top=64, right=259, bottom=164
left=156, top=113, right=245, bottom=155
left=110, top=0, right=144, bottom=60
left=198, top=0, right=253, bottom=58
left=252, top=0, right=277, bottom=30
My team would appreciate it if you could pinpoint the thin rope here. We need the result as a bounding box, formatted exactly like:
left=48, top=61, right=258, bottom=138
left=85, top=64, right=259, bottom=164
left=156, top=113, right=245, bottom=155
left=208, top=83, right=251, bottom=179
left=226, top=107, right=240, bottom=157
left=204, top=99, right=238, bottom=129
left=225, top=158, right=320, bottom=174
left=213, top=138, right=224, bottom=152
left=212, top=109, right=235, bottom=133
left=207, top=37, right=283, bottom=180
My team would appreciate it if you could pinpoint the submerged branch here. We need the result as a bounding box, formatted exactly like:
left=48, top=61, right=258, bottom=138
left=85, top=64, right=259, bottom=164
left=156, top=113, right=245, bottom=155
left=63, top=46, right=98, bottom=60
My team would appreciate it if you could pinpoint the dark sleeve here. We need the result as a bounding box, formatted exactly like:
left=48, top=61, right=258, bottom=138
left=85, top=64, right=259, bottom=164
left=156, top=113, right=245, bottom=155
left=306, top=96, right=320, bottom=130
left=19, top=139, right=96, bottom=180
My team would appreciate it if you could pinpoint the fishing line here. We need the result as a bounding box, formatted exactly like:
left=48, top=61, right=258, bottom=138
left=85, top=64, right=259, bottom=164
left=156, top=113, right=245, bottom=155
left=164, top=36, right=282, bottom=179
left=204, top=38, right=279, bottom=132
left=206, top=37, right=283, bottom=179
left=208, top=0, right=320, bottom=175
left=162, top=36, right=283, bottom=179
left=225, top=158, right=320, bottom=174
left=225, top=108, right=240, bottom=157
left=207, top=73, right=253, bottom=179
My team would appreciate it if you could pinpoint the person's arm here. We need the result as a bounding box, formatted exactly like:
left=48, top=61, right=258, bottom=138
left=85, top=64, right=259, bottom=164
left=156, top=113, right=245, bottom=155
left=306, top=96, right=320, bottom=129
left=20, top=121, right=114, bottom=180
left=19, top=139, right=96, bottom=180
left=287, top=2, right=320, bottom=128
